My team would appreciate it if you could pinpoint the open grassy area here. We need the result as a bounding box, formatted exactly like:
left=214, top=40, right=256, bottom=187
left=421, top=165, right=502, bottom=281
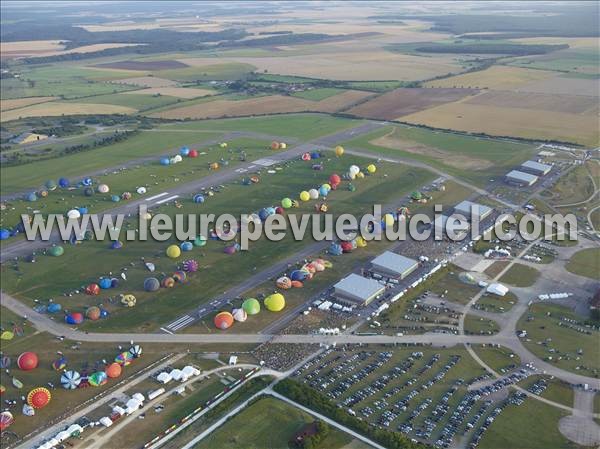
left=565, top=248, right=600, bottom=280
left=291, top=87, right=347, bottom=101
left=498, top=263, right=540, bottom=287
left=464, top=315, right=500, bottom=335
left=194, top=396, right=362, bottom=449
left=340, top=124, right=536, bottom=186
left=518, top=303, right=600, bottom=376
left=472, top=345, right=520, bottom=373
left=1, top=154, right=434, bottom=332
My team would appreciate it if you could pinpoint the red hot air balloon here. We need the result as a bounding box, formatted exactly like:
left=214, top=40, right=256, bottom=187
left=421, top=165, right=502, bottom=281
left=17, top=352, right=38, bottom=371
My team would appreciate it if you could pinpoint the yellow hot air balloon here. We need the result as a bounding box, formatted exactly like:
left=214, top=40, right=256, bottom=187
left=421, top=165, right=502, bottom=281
left=355, top=236, right=367, bottom=248
left=264, top=293, right=285, bottom=312
left=383, top=213, right=395, bottom=226
left=166, top=245, right=181, bottom=258
left=335, top=146, right=344, bottom=157
left=367, top=164, right=376, bottom=174
left=356, top=172, right=365, bottom=179
left=299, top=191, right=310, bottom=202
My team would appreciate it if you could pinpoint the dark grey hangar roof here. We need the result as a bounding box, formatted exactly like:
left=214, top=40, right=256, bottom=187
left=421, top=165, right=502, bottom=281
left=334, top=273, right=385, bottom=301
left=371, top=251, right=418, bottom=276
left=521, top=160, right=552, bottom=175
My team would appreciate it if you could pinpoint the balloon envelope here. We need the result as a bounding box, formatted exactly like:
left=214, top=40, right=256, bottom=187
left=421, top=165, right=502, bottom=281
left=264, top=293, right=285, bottom=312
left=242, top=298, right=260, bottom=315
left=17, top=352, right=38, bottom=371
left=61, top=371, right=81, bottom=389
left=27, top=388, right=51, bottom=408
left=166, top=245, right=181, bottom=258
left=214, top=311, right=234, bottom=330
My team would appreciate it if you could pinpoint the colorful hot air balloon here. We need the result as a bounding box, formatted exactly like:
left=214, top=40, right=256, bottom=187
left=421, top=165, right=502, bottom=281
left=61, top=370, right=81, bottom=389
left=183, top=259, right=199, bottom=272
left=276, top=276, right=292, bottom=289
left=129, top=345, right=143, bottom=358
left=214, top=311, right=234, bottom=330
left=264, top=293, right=285, bottom=312
left=27, top=387, right=51, bottom=408
left=166, top=245, right=181, bottom=258
left=0, top=411, right=14, bottom=431
left=173, top=271, right=187, bottom=283
left=115, top=352, right=133, bottom=366
left=17, top=352, right=38, bottom=371
left=88, top=371, right=108, bottom=387
left=65, top=312, right=84, bottom=325
left=161, top=277, right=175, bottom=288
left=106, top=362, right=122, bottom=378
left=85, top=283, right=100, bottom=295
left=52, top=357, right=67, bottom=371
left=120, top=294, right=137, bottom=307
left=329, top=174, right=341, bottom=186
left=194, top=235, right=207, bottom=247
left=242, top=298, right=260, bottom=315
left=86, top=306, right=101, bottom=321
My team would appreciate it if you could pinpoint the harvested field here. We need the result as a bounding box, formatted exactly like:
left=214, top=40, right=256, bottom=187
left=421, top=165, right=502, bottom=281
left=179, top=50, right=462, bottom=81
left=347, top=87, right=477, bottom=119
left=466, top=91, right=598, bottom=114
left=517, top=75, right=600, bottom=97
left=370, top=127, right=493, bottom=170
left=0, top=40, right=64, bottom=58
left=93, top=59, right=189, bottom=71
left=120, top=86, right=215, bottom=99
left=424, top=66, right=556, bottom=90
left=1, top=102, right=136, bottom=122
left=0, top=96, right=57, bottom=111
left=149, top=90, right=373, bottom=119
left=401, top=102, right=599, bottom=147
left=109, top=76, right=179, bottom=87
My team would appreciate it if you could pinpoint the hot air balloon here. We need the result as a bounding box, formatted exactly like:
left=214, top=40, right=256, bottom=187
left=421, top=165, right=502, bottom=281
left=129, top=345, right=143, bottom=358
left=383, top=213, right=395, bottom=227
left=308, top=188, right=319, bottom=200
left=329, top=174, right=341, bottom=187
left=173, top=271, right=187, bottom=283
left=355, top=236, right=368, bottom=248
left=46, top=302, right=62, bottom=314
left=88, top=371, right=108, bottom=387
left=97, top=184, right=110, bottom=194
left=194, top=235, right=207, bottom=247
left=86, top=306, right=101, bottom=321
left=335, top=146, right=344, bottom=157
left=224, top=244, right=238, bottom=255
left=180, top=241, right=193, bottom=252
left=189, top=149, right=199, bottom=158
left=299, top=191, right=310, bottom=202
left=115, top=352, right=133, bottom=366
left=281, top=198, right=292, bottom=209
left=144, top=277, right=160, bottom=292
left=193, top=194, right=205, bottom=204
left=161, top=277, right=175, bottom=288
left=85, top=283, right=100, bottom=295
left=0, top=229, right=10, bottom=240
left=301, top=152, right=311, bottom=161
left=60, top=371, right=81, bottom=390
left=27, top=387, right=51, bottom=408
left=52, top=357, right=67, bottom=371
left=341, top=241, right=353, bottom=253
left=290, top=270, right=308, bottom=281
left=242, top=298, right=260, bottom=315
left=110, top=240, right=123, bottom=250
left=121, top=294, right=136, bottom=307
left=137, top=186, right=147, bottom=194
left=82, top=177, right=93, bottom=186
left=46, top=179, right=57, bottom=190
left=166, top=245, right=181, bottom=258
left=264, top=293, right=285, bottom=312
left=0, top=411, right=14, bottom=431
left=232, top=308, right=247, bottom=322
left=270, top=141, right=280, bottom=150
left=183, top=259, right=199, bottom=272
left=48, top=245, right=64, bottom=257
left=1, top=331, right=14, bottom=340
left=209, top=162, right=220, bottom=170
left=122, top=191, right=132, bottom=200
left=291, top=280, right=303, bottom=288
left=214, top=311, right=234, bottom=330
left=17, top=352, right=38, bottom=371
left=160, top=157, right=170, bottom=166
left=99, top=278, right=112, bottom=289
left=0, top=356, right=10, bottom=369
left=180, top=146, right=190, bottom=156
left=276, top=276, right=292, bottom=289
left=329, top=242, right=343, bottom=256
left=65, top=312, right=84, bottom=325
left=106, top=363, right=122, bottom=378
left=367, top=164, right=376, bottom=174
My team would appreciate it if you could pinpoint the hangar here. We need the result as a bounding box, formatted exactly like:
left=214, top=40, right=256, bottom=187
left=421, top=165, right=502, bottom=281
left=334, top=273, right=385, bottom=306
left=454, top=200, right=493, bottom=222
left=371, top=251, right=418, bottom=279
left=520, top=160, right=552, bottom=176
left=505, top=170, right=538, bottom=186
left=433, top=214, right=469, bottom=240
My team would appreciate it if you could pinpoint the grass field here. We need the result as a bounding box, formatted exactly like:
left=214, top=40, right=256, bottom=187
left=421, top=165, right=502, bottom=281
left=507, top=46, right=600, bottom=75
left=340, top=124, right=536, bottom=186
left=0, top=96, right=57, bottom=111
left=399, top=100, right=599, bottom=148
left=1, top=154, right=434, bottom=332
left=291, top=87, right=346, bottom=101
left=548, top=163, right=597, bottom=208
left=121, top=86, right=216, bottom=99
left=498, top=263, right=540, bottom=287
left=565, top=248, right=600, bottom=280
left=464, top=315, right=500, bottom=335
left=424, top=66, right=557, bottom=90
left=194, top=396, right=362, bottom=449
left=472, top=345, right=520, bottom=373
left=518, top=303, right=600, bottom=376
left=1, top=102, right=137, bottom=122
left=65, top=92, right=184, bottom=111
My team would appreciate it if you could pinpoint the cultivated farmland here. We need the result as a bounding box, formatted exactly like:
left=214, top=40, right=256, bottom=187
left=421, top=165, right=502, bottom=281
left=424, top=66, right=556, bottom=90
left=0, top=102, right=136, bottom=122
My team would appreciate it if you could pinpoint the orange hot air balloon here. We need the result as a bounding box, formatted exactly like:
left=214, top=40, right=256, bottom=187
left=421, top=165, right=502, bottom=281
left=27, top=387, right=51, bottom=409
left=214, top=311, right=234, bottom=330
left=105, top=362, right=122, bottom=378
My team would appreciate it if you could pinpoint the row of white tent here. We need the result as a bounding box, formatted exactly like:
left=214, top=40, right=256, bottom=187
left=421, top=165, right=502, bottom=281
left=156, top=365, right=201, bottom=384
left=35, top=424, right=84, bottom=449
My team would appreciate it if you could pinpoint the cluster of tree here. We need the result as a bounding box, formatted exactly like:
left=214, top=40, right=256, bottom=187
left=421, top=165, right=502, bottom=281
left=291, top=421, right=330, bottom=449
left=414, top=43, right=569, bottom=56
left=216, top=33, right=344, bottom=48
left=274, top=379, right=427, bottom=449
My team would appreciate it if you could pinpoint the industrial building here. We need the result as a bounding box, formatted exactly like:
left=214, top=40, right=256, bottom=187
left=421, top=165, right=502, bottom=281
left=370, top=251, right=419, bottom=280
left=333, top=273, right=385, bottom=306
left=453, top=200, right=493, bottom=222
left=433, top=214, right=469, bottom=240
left=505, top=170, right=539, bottom=186
left=520, top=160, right=552, bottom=176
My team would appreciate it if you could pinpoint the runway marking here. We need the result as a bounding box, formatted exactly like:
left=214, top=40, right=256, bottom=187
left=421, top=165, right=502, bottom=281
left=253, top=158, right=278, bottom=167
left=146, top=192, right=170, bottom=201
left=154, top=195, right=179, bottom=205
left=167, top=314, right=195, bottom=331
left=160, top=327, right=174, bottom=334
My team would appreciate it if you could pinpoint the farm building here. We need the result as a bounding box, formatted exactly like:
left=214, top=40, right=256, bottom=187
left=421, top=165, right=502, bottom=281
left=433, top=214, right=469, bottom=240
left=520, top=160, right=552, bottom=176
left=370, top=251, right=418, bottom=279
left=505, top=170, right=539, bottom=186
left=453, top=200, right=493, bottom=222
left=333, top=273, right=385, bottom=306
left=10, top=132, right=48, bottom=145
